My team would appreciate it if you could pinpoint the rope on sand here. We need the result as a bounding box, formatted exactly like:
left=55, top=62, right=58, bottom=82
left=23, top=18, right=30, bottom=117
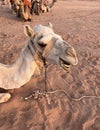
left=24, top=89, right=100, bottom=104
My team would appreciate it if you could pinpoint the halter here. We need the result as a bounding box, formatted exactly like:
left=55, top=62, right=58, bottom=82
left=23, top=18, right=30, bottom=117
left=28, top=39, right=48, bottom=91
left=28, top=39, right=45, bottom=67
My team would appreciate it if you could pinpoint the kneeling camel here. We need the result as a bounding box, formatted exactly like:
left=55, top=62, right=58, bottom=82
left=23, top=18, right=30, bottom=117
left=0, top=23, right=78, bottom=103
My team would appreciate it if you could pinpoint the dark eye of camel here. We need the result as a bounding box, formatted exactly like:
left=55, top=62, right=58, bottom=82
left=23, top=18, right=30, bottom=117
left=38, top=42, right=46, bottom=48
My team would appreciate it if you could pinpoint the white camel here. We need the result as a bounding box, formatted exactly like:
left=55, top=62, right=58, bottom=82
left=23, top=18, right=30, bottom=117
left=0, top=23, right=78, bottom=103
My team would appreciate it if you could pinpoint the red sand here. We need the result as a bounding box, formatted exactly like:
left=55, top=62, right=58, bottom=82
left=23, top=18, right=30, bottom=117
left=0, top=0, right=100, bottom=130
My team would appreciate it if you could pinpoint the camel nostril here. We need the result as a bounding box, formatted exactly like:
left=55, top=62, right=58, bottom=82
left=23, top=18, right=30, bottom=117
left=66, top=47, right=75, bottom=57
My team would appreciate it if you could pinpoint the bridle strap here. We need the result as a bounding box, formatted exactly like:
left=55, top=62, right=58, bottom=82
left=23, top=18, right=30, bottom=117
left=28, top=39, right=36, bottom=56
left=28, top=39, right=48, bottom=91
left=28, top=39, right=46, bottom=65
left=28, top=44, right=34, bottom=56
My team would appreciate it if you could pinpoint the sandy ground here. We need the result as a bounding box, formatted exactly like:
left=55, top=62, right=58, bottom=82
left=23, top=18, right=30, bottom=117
left=0, top=0, right=100, bottom=130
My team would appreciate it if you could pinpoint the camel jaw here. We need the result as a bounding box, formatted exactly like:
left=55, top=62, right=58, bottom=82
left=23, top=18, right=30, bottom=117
left=59, top=57, right=71, bottom=71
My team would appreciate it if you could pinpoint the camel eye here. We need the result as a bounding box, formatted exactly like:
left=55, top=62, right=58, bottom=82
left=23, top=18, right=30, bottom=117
left=38, top=42, right=46, bottom=48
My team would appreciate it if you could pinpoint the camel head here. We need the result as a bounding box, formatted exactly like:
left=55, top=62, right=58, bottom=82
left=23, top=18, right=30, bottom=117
left=24, top=24, right=78, bottom=71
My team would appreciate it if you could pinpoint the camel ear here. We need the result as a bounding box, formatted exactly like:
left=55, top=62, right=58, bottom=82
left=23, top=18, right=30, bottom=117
left=24, top=25, right=35, bottom=38
left=42, top=37, right=57, bottom=57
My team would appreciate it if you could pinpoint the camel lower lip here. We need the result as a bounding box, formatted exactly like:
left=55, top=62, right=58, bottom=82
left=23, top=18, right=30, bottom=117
left=59, top=58, right=70, bottom=70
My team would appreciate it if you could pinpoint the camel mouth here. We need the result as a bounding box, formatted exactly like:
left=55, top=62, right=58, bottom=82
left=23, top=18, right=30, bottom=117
left=59, top=57, right=71, bottom=71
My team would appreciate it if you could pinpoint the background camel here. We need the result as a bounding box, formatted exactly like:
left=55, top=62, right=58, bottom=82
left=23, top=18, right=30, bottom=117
left=10, top=0, right=57, bottom=19
left=10, top=0, right=32, bottom=21
left=0, top=23, right=78, bottom=103
left=31, top=0, right=57, bottom=15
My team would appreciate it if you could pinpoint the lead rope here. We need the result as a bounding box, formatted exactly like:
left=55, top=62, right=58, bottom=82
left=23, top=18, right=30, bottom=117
left=25, top=58, right=100, bottom=104
left=25, top=53, right=100, bottom=104
left=43, top=58, right=48, bottom=92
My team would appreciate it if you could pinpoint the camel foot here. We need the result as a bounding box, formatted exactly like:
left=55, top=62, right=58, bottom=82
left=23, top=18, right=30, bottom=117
left=28, top=18, right=32, bottom=22
left=24, top=18, right=32, bottom=22
left=0, top=93, right=11, bottom=103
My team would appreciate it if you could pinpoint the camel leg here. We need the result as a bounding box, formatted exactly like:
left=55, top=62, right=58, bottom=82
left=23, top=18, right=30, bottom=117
left=0, top=93, right=11, bottom=103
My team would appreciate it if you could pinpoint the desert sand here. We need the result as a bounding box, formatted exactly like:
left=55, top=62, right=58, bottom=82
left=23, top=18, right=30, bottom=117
left=0, top=0, right=100, bottom=130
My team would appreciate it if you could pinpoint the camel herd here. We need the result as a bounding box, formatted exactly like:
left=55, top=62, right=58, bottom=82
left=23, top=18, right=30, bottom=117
left=1, top=0, right=57, bottom=21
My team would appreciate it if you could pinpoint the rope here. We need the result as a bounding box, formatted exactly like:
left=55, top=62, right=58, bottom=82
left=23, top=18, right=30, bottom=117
left=25, top=89, right=100, bottom=101
left=24, top=59, right=100, bottom=103
left=43, top=58, right=48, bottom=91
